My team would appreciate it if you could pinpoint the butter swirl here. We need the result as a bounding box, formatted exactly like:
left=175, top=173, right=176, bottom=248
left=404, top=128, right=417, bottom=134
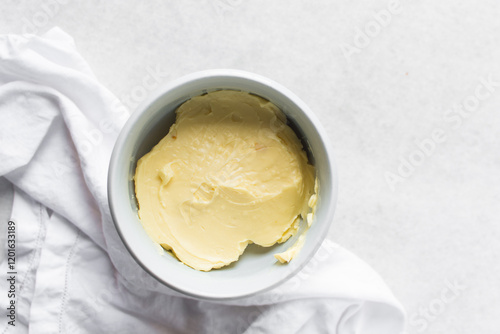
left=134, top=90, right=316, bottom=271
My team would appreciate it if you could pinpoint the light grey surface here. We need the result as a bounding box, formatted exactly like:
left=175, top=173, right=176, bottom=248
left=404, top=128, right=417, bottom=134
left=1, top=1, right=499, bottom=332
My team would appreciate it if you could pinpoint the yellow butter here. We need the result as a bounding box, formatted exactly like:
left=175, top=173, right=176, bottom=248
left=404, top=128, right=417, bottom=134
left=134, top=90, right=316, bottom=271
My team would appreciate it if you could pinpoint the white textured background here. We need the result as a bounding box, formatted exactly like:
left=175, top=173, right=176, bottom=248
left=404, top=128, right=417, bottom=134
left=1, top=1, right=499, bottom=333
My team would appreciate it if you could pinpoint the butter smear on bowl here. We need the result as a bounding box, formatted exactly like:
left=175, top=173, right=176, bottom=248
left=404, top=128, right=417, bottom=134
left=134, top=90, right=317, bottom=271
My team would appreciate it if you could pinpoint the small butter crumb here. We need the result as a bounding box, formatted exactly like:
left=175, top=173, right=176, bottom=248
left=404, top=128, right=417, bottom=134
left=307, top=213, right=314, bottom=227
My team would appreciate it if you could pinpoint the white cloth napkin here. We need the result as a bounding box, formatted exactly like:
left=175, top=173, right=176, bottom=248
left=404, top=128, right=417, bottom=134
left=0, top=28, right=406, bottom=334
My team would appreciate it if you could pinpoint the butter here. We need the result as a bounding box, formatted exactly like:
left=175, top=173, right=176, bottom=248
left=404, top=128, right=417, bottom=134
left=274, top=178, right=319, bottom=263
left=134, top=90, right=316, bottom=271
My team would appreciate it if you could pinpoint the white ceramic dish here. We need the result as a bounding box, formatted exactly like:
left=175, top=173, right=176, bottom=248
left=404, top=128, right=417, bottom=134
left=108, top=69, right=337, bottom=299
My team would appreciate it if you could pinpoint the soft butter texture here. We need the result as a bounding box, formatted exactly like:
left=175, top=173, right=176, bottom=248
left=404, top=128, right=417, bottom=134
left=134, top=90, right=316, bottom=271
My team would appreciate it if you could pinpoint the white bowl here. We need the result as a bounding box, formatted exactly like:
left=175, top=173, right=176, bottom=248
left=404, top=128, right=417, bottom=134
left=108, top=69, right=337, bottom=299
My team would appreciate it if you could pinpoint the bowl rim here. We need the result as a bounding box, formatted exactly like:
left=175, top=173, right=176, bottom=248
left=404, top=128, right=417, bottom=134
left=108, top=69, right=338, bottom=300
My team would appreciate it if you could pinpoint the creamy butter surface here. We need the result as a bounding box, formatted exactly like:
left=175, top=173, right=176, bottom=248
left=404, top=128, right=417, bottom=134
left=134, top=90, right=316, bottom=271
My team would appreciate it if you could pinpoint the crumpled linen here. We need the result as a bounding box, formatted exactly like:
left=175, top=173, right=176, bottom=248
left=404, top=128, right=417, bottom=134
left=0, top=28, right=405, bottom=334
